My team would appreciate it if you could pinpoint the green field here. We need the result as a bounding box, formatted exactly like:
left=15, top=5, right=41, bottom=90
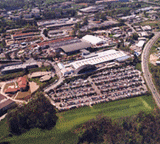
left=0, top=95, right=155, bottom=144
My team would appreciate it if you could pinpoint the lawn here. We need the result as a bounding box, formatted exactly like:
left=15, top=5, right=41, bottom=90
left=0, top=94, right=155, bottom=144
left=3, top=82, right=16, bottom=92
left=15, top=89, right=31, bottom=100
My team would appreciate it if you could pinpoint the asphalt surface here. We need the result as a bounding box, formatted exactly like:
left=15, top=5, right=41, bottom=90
left=141, top=32, right=160, bottom=108
left=44, top=62, right=64, bottom=93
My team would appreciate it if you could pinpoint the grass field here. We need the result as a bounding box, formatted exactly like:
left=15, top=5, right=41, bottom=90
left=0, top=94, right=155, bottom=144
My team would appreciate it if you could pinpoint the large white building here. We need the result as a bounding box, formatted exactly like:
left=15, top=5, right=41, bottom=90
left=69, top=49, right=127, bottom=69
left=82, top=35, right=105, bottom=45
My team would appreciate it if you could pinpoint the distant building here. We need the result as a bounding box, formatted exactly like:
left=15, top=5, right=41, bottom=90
left=5, top=76, right=28, bottom=94
left=1, top=62, right=38, bottom=75
left=156, top=61, right=160, bottom=65
left=17, top=76, right=28, bottom=91
left=136, top=40, right=145, bottom=48
left=82, top=35, right=105, bottom=45
left=0, top=94, right=15, bottom=115
left=12, top=32, right=39, bottom=40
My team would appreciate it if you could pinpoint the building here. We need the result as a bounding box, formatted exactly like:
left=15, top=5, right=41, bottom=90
left=75, top=64, right=96, bottom=74
left=12, top=32, right=39, bottom=40
left=82, top=35, right=105, bottom=45
left=40, top=75, right=52, bottom=82
left=17, top=76, right=28, bottom=91
left=38, top=37, right=92, bottom=55
left=60, top=40, right=92, bottom=54
left=1, top=62, right=38, bottom=74
left=136, top=40, right=145, bottom=48
left=61, top=67, right=74, bottom=76
left=156, top=61, right=160, bottom=65
left=69, top=49, right=127, bottom=69
left=37, top=18, right=78, bottom=28
left=0, top=94, right=15, bottom=116
left=5, top=76, right=28, bottom=94
left=141, top=25, right=152, bottom=31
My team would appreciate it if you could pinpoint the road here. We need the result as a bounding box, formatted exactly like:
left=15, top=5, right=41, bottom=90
left=125, top=22, right=137, bottom=34
left=44, top=62, right=64, bottom=93
left=141, top=32, right=160, bottom=108
left=142, top=0, right=160, bottom=6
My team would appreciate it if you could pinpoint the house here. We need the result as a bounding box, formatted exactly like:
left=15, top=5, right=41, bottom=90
left=17, top=76, right=28, bottom=91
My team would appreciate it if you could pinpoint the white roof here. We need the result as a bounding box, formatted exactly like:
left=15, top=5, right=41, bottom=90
left=136, top=40, right=145, bottom=48
left=57, top=62, right=65, bottom=70
left=82, top=35, right=104, bottom=45
left=70, top=50, right=126, bottom=69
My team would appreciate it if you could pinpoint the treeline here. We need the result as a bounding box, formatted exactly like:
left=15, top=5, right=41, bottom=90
left=150, top=63, right=160, bottom=93
left=7, top=93, right=58, bottom=135
left=77, top=110, right=160, bottom=144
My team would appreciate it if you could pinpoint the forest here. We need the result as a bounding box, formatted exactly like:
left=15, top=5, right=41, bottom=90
left=76, top=110, right=160, bottom=144
left=7, top=92, right=58, bottom=135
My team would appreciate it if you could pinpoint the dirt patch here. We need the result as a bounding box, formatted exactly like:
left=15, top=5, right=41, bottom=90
left=150, top=54, right=158, bottom=65
left=29, top=81, right=39, bottom=93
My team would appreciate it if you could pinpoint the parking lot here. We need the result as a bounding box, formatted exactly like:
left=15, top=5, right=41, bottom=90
left=47, top=66, right=147, bottom=110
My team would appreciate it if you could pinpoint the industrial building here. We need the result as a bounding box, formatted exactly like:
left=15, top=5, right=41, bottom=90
left=0, top=94, right=15, bottom=116
left=37, top=18, right=78, bottom=28
left=38, top=37, right=92, bottom=55
left=58, top=50, right=128, bottom=76
left=1, top=62, right=38, bottom=74
left=60, top=40, right=92, bottom=54
left=70, top=50, right=127, bottom=69
left=82, top=35, right=105, bottom=45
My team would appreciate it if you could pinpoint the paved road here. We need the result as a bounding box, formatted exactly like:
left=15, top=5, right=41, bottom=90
left=141, top=32, right=160, bottom=108
left=44, top=62, right=64, bottom=93
left=142, top=0, right=160, bottom=6
left=125, top=22, right=137, bottom=34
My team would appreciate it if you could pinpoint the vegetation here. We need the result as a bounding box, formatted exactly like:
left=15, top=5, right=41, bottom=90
left=149, top=63, right=160, bottom=93
left=15, top=88, right=31, bottom=100
left=0, top=71, right=25, bottom=81
left=6, top=92, right=58, bottom=135
left=29, top=75, right=57, bottom=90
left=77, top=110, right=160, bottom=144
left=28, top=66, right=53, bottom=73
left=149, top=38, right=160, bottom=93
left=0, top=94, right=155, bottom=143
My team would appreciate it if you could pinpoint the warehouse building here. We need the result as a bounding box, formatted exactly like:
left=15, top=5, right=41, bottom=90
left=70, top=50, right=127, bottom=69
left=60, top=40, right=92, bottom=54
left=59, top=49, right=128, bottom=76
left=82, top=35, right=105, bottom=45
left=1, top=62, right=38, bottom=75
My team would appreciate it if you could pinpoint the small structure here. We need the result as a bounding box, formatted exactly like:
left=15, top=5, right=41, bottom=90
left=40, top=75, right=52, bottom=82
left=136, top=40, right=145, bottom=48
left=156, top=61, right=160, bottom=65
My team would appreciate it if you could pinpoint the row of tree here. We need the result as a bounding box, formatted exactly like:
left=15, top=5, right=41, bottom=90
left=77, top=110, right=160, bottom=144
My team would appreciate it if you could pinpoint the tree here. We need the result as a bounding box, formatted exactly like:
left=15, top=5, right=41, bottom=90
left=43, top=28, right=48, bottom=37
left=82, top=16, right=88, bottom=26
left=132, top=33, right=139, bottom=40
left=7, top=92, right=58, bottom=135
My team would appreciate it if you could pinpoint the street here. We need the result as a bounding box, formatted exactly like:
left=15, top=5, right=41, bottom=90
left=141, top=32, right=160, bottom=108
